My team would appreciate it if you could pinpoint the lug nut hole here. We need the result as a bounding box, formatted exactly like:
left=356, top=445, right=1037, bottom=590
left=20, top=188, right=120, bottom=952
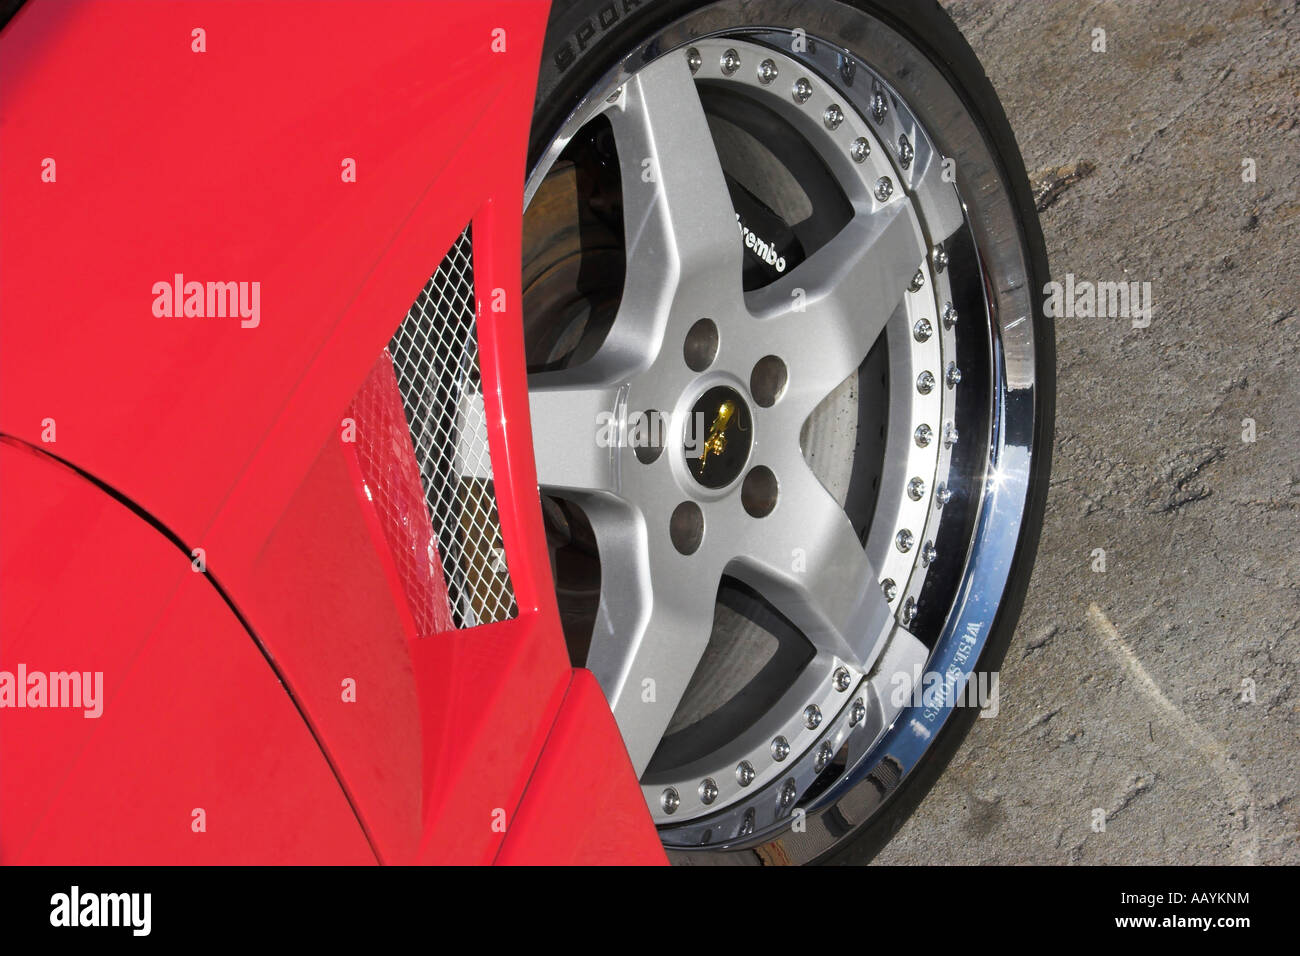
left=684, top=318, right=719, bottom=372
left=741, top=466, right=778, bottom=518
left=631, top=409, right=667, bottom=465
left=750, top=355, right=788, bottom=407
left=670, top=501, right=705, bottom=555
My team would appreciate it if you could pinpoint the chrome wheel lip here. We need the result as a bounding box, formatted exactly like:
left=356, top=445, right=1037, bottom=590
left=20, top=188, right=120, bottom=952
left=524, top=0, right=1042, bottom=858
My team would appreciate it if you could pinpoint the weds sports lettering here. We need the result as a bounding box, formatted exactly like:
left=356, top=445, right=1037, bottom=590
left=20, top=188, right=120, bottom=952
left=554, top=1, right=643, bottom=72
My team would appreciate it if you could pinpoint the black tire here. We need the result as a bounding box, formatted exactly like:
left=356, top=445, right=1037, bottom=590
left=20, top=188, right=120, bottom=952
left=528, top=0, right=1055, bottom=864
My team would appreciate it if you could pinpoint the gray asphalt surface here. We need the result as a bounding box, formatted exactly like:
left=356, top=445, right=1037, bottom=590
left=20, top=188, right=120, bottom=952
left=876, top=0, right=1299, bottom=864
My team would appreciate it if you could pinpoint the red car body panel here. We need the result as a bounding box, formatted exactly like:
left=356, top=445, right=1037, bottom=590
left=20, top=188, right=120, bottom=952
left=0, top=0, right=666, bottom=864
left=496, top=670, right=667, bottom=866
left=0, top=441, right=377, bottom=864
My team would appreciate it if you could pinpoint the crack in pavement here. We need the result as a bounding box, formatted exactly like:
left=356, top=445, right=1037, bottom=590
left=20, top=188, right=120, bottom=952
left=1146, top=444, right=1226, bottom=514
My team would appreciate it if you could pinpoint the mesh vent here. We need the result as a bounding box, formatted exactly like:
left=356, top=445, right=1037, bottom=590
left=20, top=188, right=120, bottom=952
left=388, top=227, right=517, bottom=627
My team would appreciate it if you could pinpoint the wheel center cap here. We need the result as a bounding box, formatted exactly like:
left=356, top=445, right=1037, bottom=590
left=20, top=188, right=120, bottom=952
left=685, top=385, right=752, bottom=488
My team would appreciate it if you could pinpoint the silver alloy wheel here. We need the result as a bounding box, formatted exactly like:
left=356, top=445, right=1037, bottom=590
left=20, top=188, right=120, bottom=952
left=524, top=2, right=1041, bottom=859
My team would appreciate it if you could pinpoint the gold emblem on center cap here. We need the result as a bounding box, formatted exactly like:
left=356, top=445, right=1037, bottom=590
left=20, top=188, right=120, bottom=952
left=699, top=400, right=736, bottom=471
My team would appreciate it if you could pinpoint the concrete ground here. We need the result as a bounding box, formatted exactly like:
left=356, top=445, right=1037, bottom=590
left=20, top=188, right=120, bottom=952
left=876, top=0, right=1299, bottom=864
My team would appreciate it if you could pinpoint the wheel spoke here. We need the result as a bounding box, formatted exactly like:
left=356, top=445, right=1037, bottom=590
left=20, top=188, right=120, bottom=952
left=724, top=456, right=893, bottom=673
left=608, top=51, right=742, bottom=275
left=590, top=50, right=744, bottom=378
left=581, top=497, right=723, bottom=776
left=745, top=201, right=927, bottom=415
left=527, top=376, right=624, bottom=494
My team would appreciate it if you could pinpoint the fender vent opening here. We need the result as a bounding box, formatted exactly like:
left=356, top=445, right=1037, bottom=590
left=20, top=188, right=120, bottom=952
left=386, top=226, right=517, bottom=628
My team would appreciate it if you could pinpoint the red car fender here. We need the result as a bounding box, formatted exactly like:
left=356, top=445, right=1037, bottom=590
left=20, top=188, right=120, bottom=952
left=1, top=0, right=663, bottom=863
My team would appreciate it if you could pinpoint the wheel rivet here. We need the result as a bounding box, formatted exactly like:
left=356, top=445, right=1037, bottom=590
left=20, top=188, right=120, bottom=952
left=850, top=698, right=867, bottom=727
left=946, top=362, right=962, bottom=388
left=720, top=48, right=741, bottom=75
left=922, top=540, right=937, bottom=567
left=932, top=244, right=949, bottom=272
left=758, top=58, right=778, bottom=84
left=907, top=477, right=925, bottom=500
left=737, top=760, right=756, bottom=786
left=882, top=577, right=898, bottom=601
left=914, top=423, right=933, bottom=447
left=943, top=421, right=959, bottom=448
left=936, top=483, right=953, bottom=507
left=871, top=91, right=888, bottom=124
left=793, top=78, right=813, bottom=104
left=942, top=302, right=958, bottom=329
left=909, top=269, right=925, bottom=292
left=823, top=104, right=844, bottom=130
left=779, top=778, right=797, bottom=809
left=901, top=596, right=918, bottom=626
left=875, top=176, right=894, bottom=202
left=803, top=704, right=822, bottom=729
left=833, top=666, right=852, bottom=692
left=771, top=735, right=791, bottom=761
left=815, top=741, right=834, bottom=772
left=850, top=136, right=871, bottom=163
left=699, top=778, right=719, bottom=805
left=895, top=528, right=914, bottom=552
left=916, top=370, right=935, bottom=395
left=739, top=808, right=756, bottom=836
left=686, top=47, right=702, bottom=74
left=898, top=134, right=914, bottom=169
left=661, top=787, right=680, bottom=814
left=913, top=317, right=933, bottom=342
